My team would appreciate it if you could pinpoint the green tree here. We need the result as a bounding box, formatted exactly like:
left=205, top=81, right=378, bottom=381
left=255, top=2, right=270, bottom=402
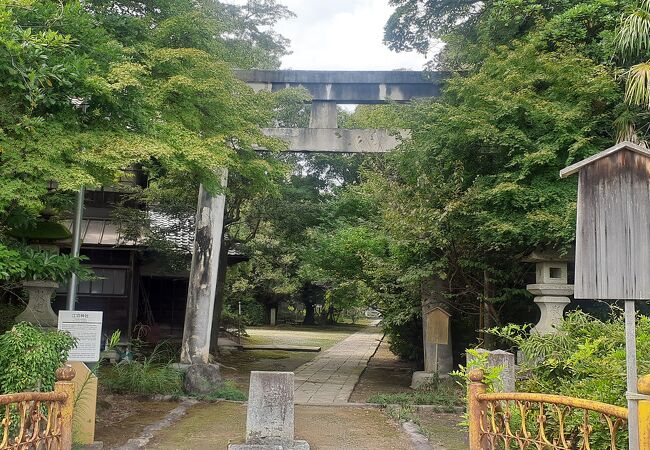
left=615, top=0, right=650, bottom=143
left=343, top=42, right=621, bottom=358
left=385, top=0, right=634, bottom=69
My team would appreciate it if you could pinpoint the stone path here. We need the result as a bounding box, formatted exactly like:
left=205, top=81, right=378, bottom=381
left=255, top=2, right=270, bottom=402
left=294, top=323, right=383, bottom=404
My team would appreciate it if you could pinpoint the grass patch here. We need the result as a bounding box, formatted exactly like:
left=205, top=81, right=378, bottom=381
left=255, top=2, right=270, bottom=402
left=100, top=344, right=183, bottom=396
left=367, top=379, right=463, bottom=409
left=203, top=380, right=247, bottom=401
left=101, top=363, right=183, bottom=396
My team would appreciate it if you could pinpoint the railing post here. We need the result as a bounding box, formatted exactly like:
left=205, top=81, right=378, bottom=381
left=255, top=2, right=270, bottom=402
left=638, top=375, right=650, bottom=449
left=468, top=369, right=487, bottom=450
left=55, top=365, right=76, bottom=450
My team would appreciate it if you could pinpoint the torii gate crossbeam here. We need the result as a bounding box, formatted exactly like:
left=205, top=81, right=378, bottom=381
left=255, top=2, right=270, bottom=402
left=180, top=70, right=446, bottom=365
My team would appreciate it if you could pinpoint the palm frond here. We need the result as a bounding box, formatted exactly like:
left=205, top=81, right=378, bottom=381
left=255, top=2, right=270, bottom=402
left=616, top=7, right=650, bottom=58
left=614, top=110, right=639, bottom=143
left=625, top=62, right=650, bottom=108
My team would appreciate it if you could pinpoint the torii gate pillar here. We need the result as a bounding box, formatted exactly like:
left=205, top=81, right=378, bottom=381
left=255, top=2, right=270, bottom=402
left=181, top=171, right=227, bottom=364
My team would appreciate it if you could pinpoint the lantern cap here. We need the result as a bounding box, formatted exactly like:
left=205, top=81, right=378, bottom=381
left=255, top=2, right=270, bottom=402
left=520, top=249, right=573, bottom=263
left=560, top=141, right=650, bottom=178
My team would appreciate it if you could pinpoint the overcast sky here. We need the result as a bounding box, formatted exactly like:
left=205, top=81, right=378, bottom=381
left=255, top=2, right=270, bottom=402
left=229, top=0, right=430, bottom=71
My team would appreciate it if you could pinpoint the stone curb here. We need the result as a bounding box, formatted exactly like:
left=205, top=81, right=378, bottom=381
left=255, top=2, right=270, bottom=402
left=144, top=394, right=465, bottom=413
left=402, top=421, right=436, bottom=450
left=112, top=399, right=198, bottom=450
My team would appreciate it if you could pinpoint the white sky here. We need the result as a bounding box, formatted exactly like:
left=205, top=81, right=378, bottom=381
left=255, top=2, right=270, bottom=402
left=229, top=0, right=430, bottom=71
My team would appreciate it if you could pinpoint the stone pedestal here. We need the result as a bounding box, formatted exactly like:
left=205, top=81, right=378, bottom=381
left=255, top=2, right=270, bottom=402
left=184, top=363, right=223, bottom=395
left=532, top=296, right=571, bottom=334
left=229, top=372, right=309, bottom=450
left=15, top=280, right=59, bottom=329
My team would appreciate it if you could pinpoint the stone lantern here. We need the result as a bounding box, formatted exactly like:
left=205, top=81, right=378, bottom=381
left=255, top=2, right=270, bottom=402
left=523, top=250, right=574, bottom=334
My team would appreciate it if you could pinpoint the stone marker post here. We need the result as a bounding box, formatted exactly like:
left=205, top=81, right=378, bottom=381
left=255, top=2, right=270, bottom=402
left=412, top=277, right=453, bottom=388
left=229, top=371, right=309, bottom=450
left=467, top=349, right=516, bottom=392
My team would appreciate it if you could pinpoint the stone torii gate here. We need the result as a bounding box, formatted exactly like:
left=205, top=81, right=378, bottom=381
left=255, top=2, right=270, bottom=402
left=180, top=70, right=447, bottom=365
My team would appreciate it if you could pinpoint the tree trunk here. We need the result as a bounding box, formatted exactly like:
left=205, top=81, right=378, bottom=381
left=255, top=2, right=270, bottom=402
left=326, top=305, right=335, bottom=325
left=303, top=301, right=315, bottom=325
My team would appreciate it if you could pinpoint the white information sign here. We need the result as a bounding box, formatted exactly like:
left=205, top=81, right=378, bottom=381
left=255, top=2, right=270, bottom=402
left=58, top=311, right=103, bottom=362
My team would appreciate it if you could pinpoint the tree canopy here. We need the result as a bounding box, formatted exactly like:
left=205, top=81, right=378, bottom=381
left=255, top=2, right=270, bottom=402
left=0, top=0, right=290, bottom=233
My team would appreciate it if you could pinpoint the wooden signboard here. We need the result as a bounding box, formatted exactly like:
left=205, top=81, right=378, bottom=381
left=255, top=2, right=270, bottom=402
left=561, top=140, right=650, bottom=449
left=561, top=141, right=650, bottom=300
left=426, top=307, right=450, bottom=345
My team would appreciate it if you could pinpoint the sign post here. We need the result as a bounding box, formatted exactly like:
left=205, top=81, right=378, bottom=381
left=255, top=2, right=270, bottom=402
left=58, top=311, right=103, bottom=362
left=58, top=310, right=103, bottom=445
left=560, top=141, right=650, bottom=449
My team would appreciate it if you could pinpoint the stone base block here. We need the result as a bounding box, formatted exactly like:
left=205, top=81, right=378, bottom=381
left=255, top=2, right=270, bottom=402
left=410, top=371, right=449, bottom=389
left=183, top=363, right=223, bottom=395
left=228, top=440, right=310, bottom=450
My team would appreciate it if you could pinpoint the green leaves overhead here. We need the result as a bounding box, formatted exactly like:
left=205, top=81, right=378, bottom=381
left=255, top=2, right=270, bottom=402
left=0, top=0, right=290, bottom=230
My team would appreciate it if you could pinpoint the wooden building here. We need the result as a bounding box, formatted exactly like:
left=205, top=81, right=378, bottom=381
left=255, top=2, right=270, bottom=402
left=51, top=188, right=246, bottom=343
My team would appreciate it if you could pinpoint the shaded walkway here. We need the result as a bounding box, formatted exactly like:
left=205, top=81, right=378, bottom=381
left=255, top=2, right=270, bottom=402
left=294, top=323, right=383, bottom=404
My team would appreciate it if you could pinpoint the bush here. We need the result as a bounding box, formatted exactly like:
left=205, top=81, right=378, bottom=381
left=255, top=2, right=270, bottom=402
left=0, top=245, right=93, bottom=283
left=486, top=310, right=649, bottom=448
left=489, top=310, right=650, bottom=406
left=0, top=303, right=23, bottom=334
left=0, top=322, right=76, bottom=393
left=383, top=314, right=423, bottom=362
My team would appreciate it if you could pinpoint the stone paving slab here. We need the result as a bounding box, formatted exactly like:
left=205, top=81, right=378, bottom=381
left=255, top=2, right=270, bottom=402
left=294, top=324, right=383, bottom=404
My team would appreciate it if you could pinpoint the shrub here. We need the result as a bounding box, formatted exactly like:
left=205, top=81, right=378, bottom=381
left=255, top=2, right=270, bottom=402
left=0, top=322, right=76, bottom=393
left=0, top=245, right=93, bottom=283
left=20, top=249, right=93, bottom=283
left=0, top=303, right=23, bottom=334
left=488, top=309, right=650, bottom=407
left=485, top=310, right=648, bottom=448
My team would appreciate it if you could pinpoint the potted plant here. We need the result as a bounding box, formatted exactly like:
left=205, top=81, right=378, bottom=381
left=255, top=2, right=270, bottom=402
left=14, top=249, right=93, bottom=329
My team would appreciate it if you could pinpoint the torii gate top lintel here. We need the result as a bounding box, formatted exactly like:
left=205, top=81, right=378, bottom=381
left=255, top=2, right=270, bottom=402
left=235, top=69, right=447, bottom=104
left=234, top=69, right=447, bottom=153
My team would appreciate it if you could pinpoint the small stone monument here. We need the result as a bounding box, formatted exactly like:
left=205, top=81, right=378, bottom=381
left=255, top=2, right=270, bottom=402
left=229, top=372, right=309, bottom=450
left=523, top=250, right=574, bottom=334
left=467, top=349, right=516, bottom=392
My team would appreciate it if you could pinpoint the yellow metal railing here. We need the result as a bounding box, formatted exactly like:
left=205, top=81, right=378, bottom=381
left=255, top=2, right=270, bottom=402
left=0, top=366, right=75, bottom=450
left=468, top=369, right=650, bottom=450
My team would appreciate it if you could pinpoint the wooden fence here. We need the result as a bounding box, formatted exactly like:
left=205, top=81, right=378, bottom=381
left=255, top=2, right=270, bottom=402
left=0, top=366, right=75, bottom=450
left=468, top=369, right=650, bottom=450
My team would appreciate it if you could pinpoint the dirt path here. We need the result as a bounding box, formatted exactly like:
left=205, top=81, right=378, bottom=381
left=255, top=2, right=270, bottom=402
left=294, top=324, right=383, bottom=404
left=349, top=335, right=417, bottom=402
left=147, top=401, right=417, bottom=450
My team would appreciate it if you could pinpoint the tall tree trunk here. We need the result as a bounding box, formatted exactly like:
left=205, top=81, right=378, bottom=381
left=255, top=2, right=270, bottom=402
left=303, top=300, right=315, bottom=325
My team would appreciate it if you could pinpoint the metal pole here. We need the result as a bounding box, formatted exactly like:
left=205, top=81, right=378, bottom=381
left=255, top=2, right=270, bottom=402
left=625, top=299, right=640, bottom=450
left=66, top=187, right=85, bottom=311
left=238, top=301, right=242, bottom=345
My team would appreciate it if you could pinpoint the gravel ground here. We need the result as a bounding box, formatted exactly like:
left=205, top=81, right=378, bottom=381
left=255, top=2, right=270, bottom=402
left=147, top=401, right=418, bottom=450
